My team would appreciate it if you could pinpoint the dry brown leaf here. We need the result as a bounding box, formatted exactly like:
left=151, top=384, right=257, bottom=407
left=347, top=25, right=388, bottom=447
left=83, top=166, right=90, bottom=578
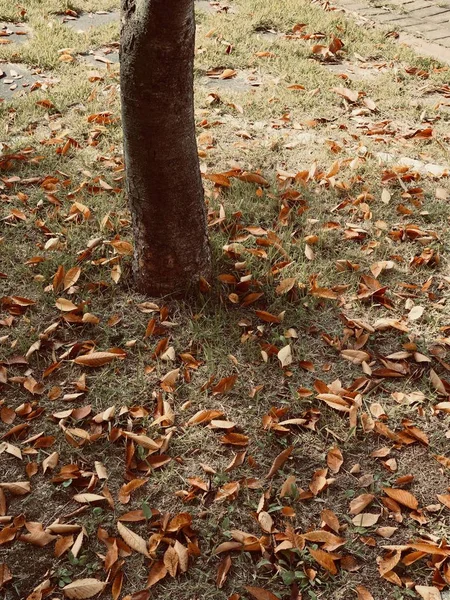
left=349, top=494, right=375, bottom=515
left=62, top=578, right=106, bottom=599
left=73, top=352, right=120, bottom=367
left=332, top=86, right=359, bottom=103
left=146, top=560, right=167, bottom=588
left=73, top=494, right=106, bottom=504
left=408, top=305, right=424, bottom=321
left=415, top=586, right=442, bottom=600
left=216, top=554, right=232, bottom=588
left=277, top=344, right=292, bottom=368
left=356, top=585, right=374, bottom=600
left=245, top=586, right=281, bottom=600
left=351, top=513, right=380, bottom=527
left=117, top=521, right=149, bottom=557
left=0, top=563, right=12, bottom=588
left=377, top=549, right=402, bottom=576
left=383, top=487, right=418, bottom=510
left=174, top=540, right=189, bottom=573
left=164, top=545, right=178, bottom=577
left=121, top=431, right=160, bottom=451
left=212, top=375, right=238, bottom=395
left=309, top=547, right=338, bottom=574
left=258, top=511, right=273, bottom=533
left=267, top=446, right=293, bottom=478
left=42, top=452, right=59, bottom=474
left=0, top=482, right=30, bottom=495
left=56, top=298, right=78, bottom=312
left=327, top=447, right=343, bottom=473
left=63, top=267, right=81, bottom=291
left=437, top=494, right=450, bottom=509
left=340, top=349, right=370, bottom=364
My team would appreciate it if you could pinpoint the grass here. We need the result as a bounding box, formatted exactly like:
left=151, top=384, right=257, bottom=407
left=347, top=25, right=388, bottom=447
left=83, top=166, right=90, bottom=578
left=1, top=0, right=450, bottom=599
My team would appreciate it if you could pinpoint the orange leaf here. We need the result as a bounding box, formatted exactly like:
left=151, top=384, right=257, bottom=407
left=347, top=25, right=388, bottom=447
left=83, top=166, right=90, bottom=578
left=245, top=586, right=281, bottom=600
left=73, top=352, right=121, bottom=367
left=164, top=546, right=178, bottom=577
left=326, top=447, right=343, bottom=473
left=146, top=560, right=167, bottom=588
left=216, top=554, right=232, bottom=588
left=383, top=488, right=418, bottom=510
left=267, top=446, right=293, bottom=478
left=309, top=548, right=338, bottom=574
left=212, top=375, right=238, bottom=395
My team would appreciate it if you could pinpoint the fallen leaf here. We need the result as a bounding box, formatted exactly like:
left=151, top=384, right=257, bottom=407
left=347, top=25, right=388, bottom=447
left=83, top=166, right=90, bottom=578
left=383, top=487, right=419, bottom=510
left=245, top=586, right=281, bottom=600
left=63, top=578, right=106, bottom=599
left=117, top=522, right=149, bottom=557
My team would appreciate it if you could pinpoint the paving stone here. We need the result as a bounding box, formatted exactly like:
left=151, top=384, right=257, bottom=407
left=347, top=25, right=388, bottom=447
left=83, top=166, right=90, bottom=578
left=333, top=0, right=450, bottom=57
left=195, top=1, right=237, bottom=13
left=407, top=6, right=450, bottom=18
left=200, top=71, right=262, bottom=92
left=372, top=11, right=411, bottom=22
left=358, top=7, right=389, bottom=14
left=387, top=16, right=424, bottom=26
left=0, top=63, right=58, bottom=101
left=401, top=19, right=442, bottom=30
left=423, top=26, right=450, bottom=38
left=324, top=59, right=388, bottom=79
left=338, top=1, right=374, bottom=10
left=59, top=11, right=119, bottom=33
left=398, top=0, right=432, bottom=10
left=0, top=22, right=32, bottom=46
left=80, top=47, right=120, bottom=67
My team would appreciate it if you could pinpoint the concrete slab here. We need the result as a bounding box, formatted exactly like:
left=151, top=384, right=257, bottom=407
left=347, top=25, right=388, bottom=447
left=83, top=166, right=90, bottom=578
left=80, top=47, right=119, bottom=67
left=0, top=63, right=58, bottom=101
left=200, top=70, right=262, bottom=92
left=195, top=1, right=237, bottom=14
left=0, top=22, right=31, bottom=46
left=324, top=59, right=388, bottom=80
left=59, top=11, right=119, bottom=33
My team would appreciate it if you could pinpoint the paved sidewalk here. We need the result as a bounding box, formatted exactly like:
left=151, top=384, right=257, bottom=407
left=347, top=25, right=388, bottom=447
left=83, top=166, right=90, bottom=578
left=330, top=0, right=450, bottom=62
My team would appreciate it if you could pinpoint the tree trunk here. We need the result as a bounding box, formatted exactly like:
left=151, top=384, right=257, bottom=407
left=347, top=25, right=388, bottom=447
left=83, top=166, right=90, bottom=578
left=120, top=0, right=211, bottom=296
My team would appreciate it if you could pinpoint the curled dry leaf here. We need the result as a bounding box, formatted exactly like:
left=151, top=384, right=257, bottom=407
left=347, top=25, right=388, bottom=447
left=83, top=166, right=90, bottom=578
left=340, top=349, right=370, bottom=365
left=73, top=493, right=106, bottom=504
left=73, top=352, right=121, bottom=367
left=216, top=554, right=232, bottom=588
left=267, top=446, right=293, bottom=478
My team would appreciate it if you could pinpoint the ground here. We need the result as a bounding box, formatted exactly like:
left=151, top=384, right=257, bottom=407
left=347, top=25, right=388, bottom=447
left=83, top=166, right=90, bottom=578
left=1, top=1, right=450, bottom=600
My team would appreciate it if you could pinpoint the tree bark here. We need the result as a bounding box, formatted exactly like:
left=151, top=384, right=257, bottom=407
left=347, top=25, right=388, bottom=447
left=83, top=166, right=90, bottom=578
left=120, top=0, right=211, bottom=296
